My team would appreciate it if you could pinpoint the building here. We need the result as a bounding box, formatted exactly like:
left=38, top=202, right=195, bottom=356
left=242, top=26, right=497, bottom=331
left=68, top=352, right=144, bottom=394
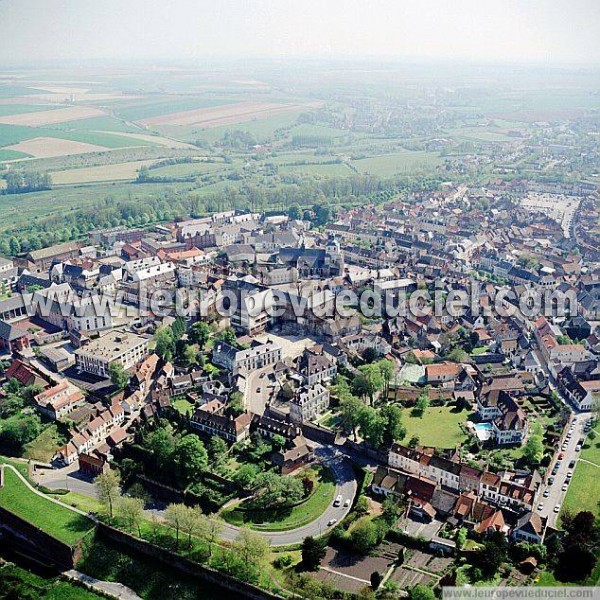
left=189, top=399, right=252, bottom=443
left=212, top=339, right=282, bottom=376
left=34, top=380, right=85, bottom=421
left=75, top=329, right=149, bottom=378
left=289, top=383, right=330, bottom=424
left=557, top=367, right=600, bottom=411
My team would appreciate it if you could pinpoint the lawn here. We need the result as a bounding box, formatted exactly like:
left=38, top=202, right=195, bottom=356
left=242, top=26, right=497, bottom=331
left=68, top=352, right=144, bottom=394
left=580, top=424, right=600, bottom=466
left=23, top=423, right=68, bottom=463
left=402, top=405, right=469, bottom=449
left=561, top=461, right=600, bottom=519
left=0, top=467, right=94, bottom=545
left=352, top=150, right=443, bottom=176
left=172, top=397, right=195, bottom=415
left=222, top=466, right=335, bottom=531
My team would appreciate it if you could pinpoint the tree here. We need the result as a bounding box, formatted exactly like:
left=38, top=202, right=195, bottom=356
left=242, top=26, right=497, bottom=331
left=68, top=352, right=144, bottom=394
left=358, top=406, right=386, bottom=447
left=349, top=519, right=379, bottom=554
left=96, top=470, right=121, bottom=520
left=408, top=435, right=420, bottom=448
left=202, top=517, right=223, bottom=558
left=340, top=395, right=364, bottom=440
left=382, top=495, right=402, bottom=524
left=408, top=584, right=436, bottom=600
left=173, top=435, right=208, bottom=486
left=362, top=347, right=380, bottom=364
left=522, top=424, right=544, bottom=466
left=147, top=426, right=176, bottom=471
left=233, top=527, right=269, bottom=582
left=109, top=361, right=129, bottom=390
left=252, top=471, right=304, bottom=508
left=180, top=505, right=203, bottom=549
left=189, top=321, right=211, bottom=348
left=271, top=434, right=287, bottom=452
left=181, top=344, right=200, bottom=368
left=478, top=533, right=508, bottom=577
left=447, top=348, right=468, bottom=363
left=116, top=497, right=143, bottom=536
left=456, top=527, right=468, bottom=549
left=287, top=204, right=302, bottom=220
left=370, top=571, right=382, bottom=590
left=208, top=435, right=228, bottom=465
left=233, top=463, right=260, bottom=489
left=301, top=535, right=326, bottom=570
left=217, top=327, right=237, bottom=347
left=353, top=364, right=384, bottom=404
left=154, top=326, right=175, bottom=361
left=414, top=389, right=430, bottom=417
left=164, top=503, right=187, bottom=550
left=380, top=404, right=406, bottom=446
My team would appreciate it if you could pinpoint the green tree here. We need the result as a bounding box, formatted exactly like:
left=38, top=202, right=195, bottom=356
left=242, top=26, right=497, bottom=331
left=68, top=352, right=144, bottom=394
left=217, top=327, right=237, bottom=346
left=202, top=516, right=224, bottom=558
left=116, top=496, right=144, bottom=536
left=408, top=584, right=436, bottom=600
left=109, top=361, right=129, bottom=390
left=349, top=519, right=379, bottom=554
left=522, top=424, right=544, bottom=466
left=189, top=321, right=211, bottom=348
left=164, top=502, right=187, bottom=550
left=96, top=470, right=121, bottom=520
left=180, top=505, right=203, bottom=549
left=380, top=404, right=406, bottom=446
left=147, top=426, right=176, bottom=470
left=340, top=395, right=364, bottom=440
left=233, top=463, right=260, bottom=489
left=208, top=435, right=228, bottom=465
left=154, top=326, right=175, bottom=361
left=301, top=535, right=326, bottom=570
left=233, top=527, right=270, bottom=582
left=173, top=434, right=208, bottom=486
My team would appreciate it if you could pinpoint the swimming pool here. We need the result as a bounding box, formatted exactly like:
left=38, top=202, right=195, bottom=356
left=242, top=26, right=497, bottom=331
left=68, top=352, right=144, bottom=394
left=473, top=422, right=493, bottom=441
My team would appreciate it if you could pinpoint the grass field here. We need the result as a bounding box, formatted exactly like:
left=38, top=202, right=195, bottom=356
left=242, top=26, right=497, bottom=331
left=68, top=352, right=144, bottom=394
left=44, top=115, right=144, bottom=133
left=0, top=148, right=30, bottom=160
left=352, top=150, right=443, bottom=176
left=0, top=467, right=94, bottom=545
left=109, top=96, right=236, bottom=122
left=402, top=405, right=469, bottom=449
left=0, top=104, right=62, bottom=117
left=172, top=397, right=195, bottom=415
left=580, top=425, right=600, bottom=466
left=150, top=160, right=232, bottom=178
left=50, top=159, right=156, bottom=184
left=561, top=460, right=600, bottom=518
left=222, top=466, right=335, bottom=531
left=23, top=423, right=67, bottom=463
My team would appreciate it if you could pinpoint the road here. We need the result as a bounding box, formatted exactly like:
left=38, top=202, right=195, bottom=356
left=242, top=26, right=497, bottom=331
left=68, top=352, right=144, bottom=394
left=33, top=444, right=359, bottom=547
left=244, top=364, right=275, bottom=415
left=219, top=446, right=358, bottom=546
left=537, top=412, right=590, bottom=528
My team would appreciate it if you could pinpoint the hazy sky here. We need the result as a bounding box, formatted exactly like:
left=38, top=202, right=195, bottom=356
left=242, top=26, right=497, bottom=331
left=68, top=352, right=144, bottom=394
left=0, top=0, right=598, bottom=65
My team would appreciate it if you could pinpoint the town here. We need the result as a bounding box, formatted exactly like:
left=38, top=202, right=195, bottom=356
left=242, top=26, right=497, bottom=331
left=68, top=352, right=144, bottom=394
left=0, top=173, right=598, bottom=598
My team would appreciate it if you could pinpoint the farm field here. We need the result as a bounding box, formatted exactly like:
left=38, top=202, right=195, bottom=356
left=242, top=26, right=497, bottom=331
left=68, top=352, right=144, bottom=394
left=0, top=104, right=62, bottom=116
left=150, top=160, right=233, bottom=178
left=278, top=161, right=351, bottom=176
left=141, top=101, right=315, bottom=127
left=402, top=405, right=469, bottom=449
left=5, top=136, right=109, bottom=158
left=0, top=105, right=106, bottom=126
left=49, top=159, right=156, bottom=184
left=352, top=150, right=443, bottom=176
left=0, top=466, right=94, bottom=545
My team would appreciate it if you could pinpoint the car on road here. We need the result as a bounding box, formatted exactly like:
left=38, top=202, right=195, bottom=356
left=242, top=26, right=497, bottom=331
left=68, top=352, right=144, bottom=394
left=551, top=466, right=558, bottom=476
left=558, top=452, right=564, bottom=460
left=562, top=483, right=568, bottom=492
left=575, top=444, right=582, bottom=452
left=327, top=518, right=337, bottom=526
left=543, top=489, right=550, bottom=497
left=548, top=477, right=555, bottom=485
left=554, top=504, right=561, bottom=513
left=569, top=460, right=576, bottom=468
left=566, top=471, right=573, bottom=479
left=343, top=499, right=350, bottom=508
left=333, top=495, right=342, bottom=507
left=538, top=502, right=544, bottom=511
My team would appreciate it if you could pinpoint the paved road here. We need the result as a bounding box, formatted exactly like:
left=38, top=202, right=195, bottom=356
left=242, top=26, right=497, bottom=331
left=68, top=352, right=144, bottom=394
left=537, top=412, right=590, bottom=528
left=219, top=446, right=358, bottom=546
left=33, top=444, right=359, bottom=547
left=34, top=462, right=99, bottom=498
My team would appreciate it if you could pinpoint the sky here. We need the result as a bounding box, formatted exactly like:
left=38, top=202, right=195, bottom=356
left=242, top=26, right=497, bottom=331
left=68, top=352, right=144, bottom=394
left=0, top=0, right=598, bottom=66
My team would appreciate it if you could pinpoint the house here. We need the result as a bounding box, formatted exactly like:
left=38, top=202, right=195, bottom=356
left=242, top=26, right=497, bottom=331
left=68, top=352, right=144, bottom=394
left=289, top=383, right=330, bottom=424
left=371, top=465, right=408, bottom=498
left=190, top=400, right=252, bottom=443
left=4, top=359, right=46, bottom=387
left=511, top=511, right=546, bottom=544
left=272, top=437, right=314, bottom=474
left=0, top=320, right=31, bottom=354
left=34, top=380, right=85, bottom=421
left=78, top=453, right=109, bottom=476
left=425, top=362, right=462, bottom=386
left=557, top=367, right=600, bottom=411
left=296, top=347, right=337, bottom=386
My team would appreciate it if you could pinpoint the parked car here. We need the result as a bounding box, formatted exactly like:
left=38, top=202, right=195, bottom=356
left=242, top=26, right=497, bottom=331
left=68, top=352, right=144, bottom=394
left=327, top=518, right=337, bottom=526
left=575, top=445, right=582, bottom=452
left=343, top=499, right=350, bottom=508
left=566, top=471, right=573, bottom=479
left=569, top=460, right=576, bottom=468
left=554, top=504, right=561, bottom=513
left=548, top=477, right=555, bottom=485
left=543, top=489, right=550, bottom=497
left=537, top=502, right=544, bottom=511
left=562, top=483, right=568, bottom=492
left=558, top=452, right=564, bottom=460
left=333, top=495, right=342, bottom=507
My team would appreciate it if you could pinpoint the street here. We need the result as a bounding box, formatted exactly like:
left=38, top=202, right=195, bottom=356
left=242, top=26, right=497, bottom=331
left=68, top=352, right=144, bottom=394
left=537, top=412, right=589, bottom=528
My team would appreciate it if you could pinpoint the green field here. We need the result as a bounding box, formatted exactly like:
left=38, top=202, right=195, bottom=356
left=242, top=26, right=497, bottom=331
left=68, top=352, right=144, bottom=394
left=402, top=405, right=469, bottom=449
left=0, top=104, right=62, bottom=116
left=45, top=116, right=145, bottom=133
left=109, top=97, right=236, bottom=122
left=0, top=148, right=30, bottom=160
left=0, top=467, right=94, bottom=545
left=172, top=397, right=195, bottom=415
left=23, top=423, right=67, bottom=463
left=150, top=160, right=232, bottom=178
left=580, top=424, right=600, bottom=466
left=352, top=150, right=443, bottom=176
left=561, top=460, right=600, bottom=518
left=278, top=162, right=351, bottom=176
left=222, top=466, right=335, bottom=531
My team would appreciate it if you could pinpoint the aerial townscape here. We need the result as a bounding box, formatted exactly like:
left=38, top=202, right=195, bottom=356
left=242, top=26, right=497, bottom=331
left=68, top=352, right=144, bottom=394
left=0, top=2, right=599, bottom=600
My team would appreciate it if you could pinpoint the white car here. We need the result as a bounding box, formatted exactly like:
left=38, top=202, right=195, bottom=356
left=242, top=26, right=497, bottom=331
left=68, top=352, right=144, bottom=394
left=575, top=445, right=582, bottom=452
left=343, top=499, right=351, bottom=508
left=562, top=484, right=568, bottom=492
left=327, top=518, right=337, bottom=527
left=567, top=470, right=573, bottom=479
left=554, top=504, right=561, bottom=513
left=537, top=502, right=544, bottom=511
left=333, top=494, right=342, bottom=507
